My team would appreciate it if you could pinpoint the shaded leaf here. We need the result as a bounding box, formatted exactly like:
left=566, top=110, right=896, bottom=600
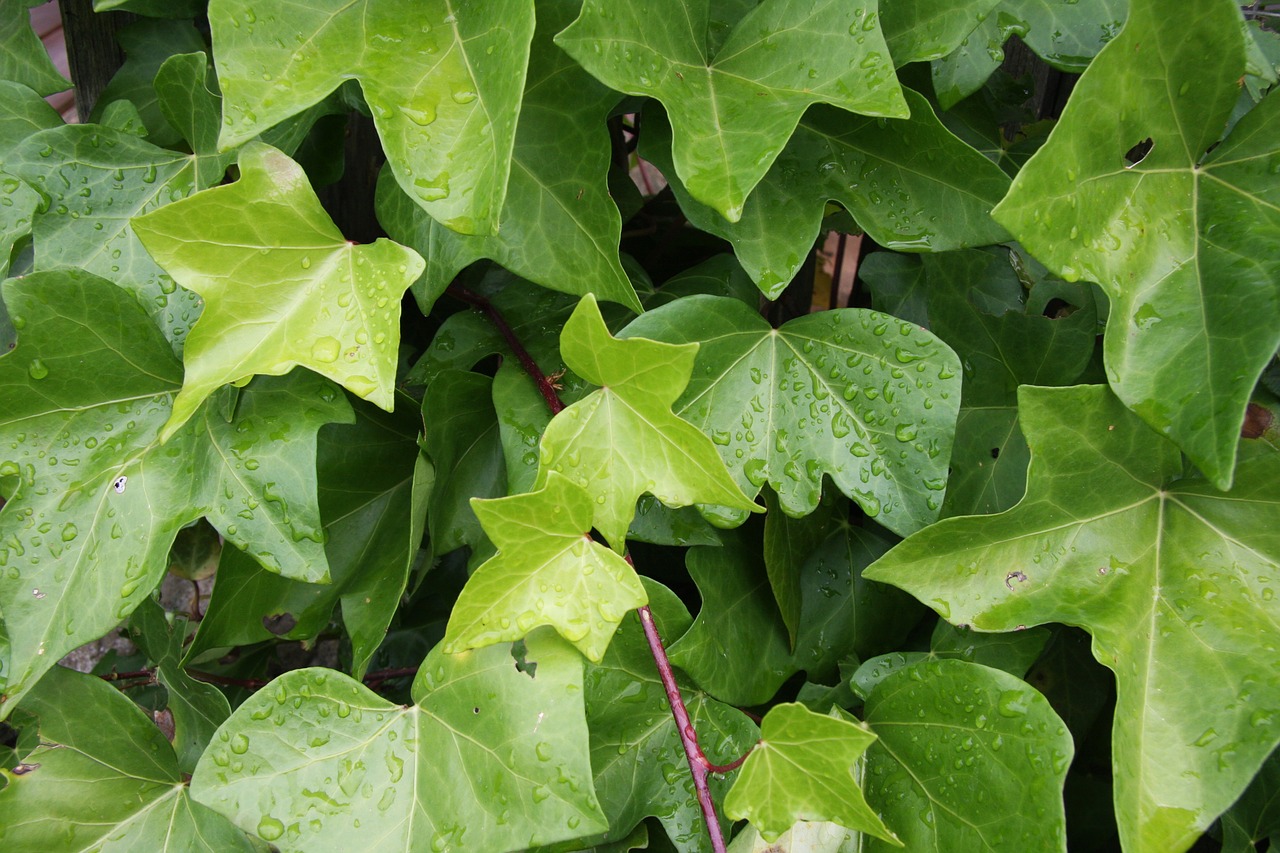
left=191, top=632, right=607, bottom=852
left=0, top=666, right=255, bottom=852
left=725, top=703, right=898, bottom=844
left=624, top=295, right=960, bottom=536
left=763, top=487, right=845, bottom=644
left=154, top=52, right=236, bottom=187
left=422, top=370, right=507, bottom=555
left=669, top=537, right=798, bottom=706
left=0, top=170, right=37, bottom=277
left=992, top=0, right=1278, bottom=488
left=446, top=472, right=647, bottom=662
left=641, top=91, right=1010, bottom=297
left=376, top=0, right=639, bottom=313
left=0, top=79, right=62, bottom=160
left=581, top=580, right=758, bottom=853
left=879, top=0, right=1002, bottom=65
left=537, top=295, right=760, bottom=550
left=133, top=142, right=424, bottom=437
left=865, top=384, right=1280, bottom=852
left=211, top=0, right=534, bottom=234
left=558, top=0, right=907, bottom=221
left=862, top=659, right=1072, bottom=852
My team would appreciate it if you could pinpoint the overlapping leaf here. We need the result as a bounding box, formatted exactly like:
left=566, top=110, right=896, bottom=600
left=133, top=142, right=424, bottom=438
left=579, top=581, right=759, bottom=852
left=90, top=18, right=207, bottom=147
left=376, top=0, right=639, bottom=314
left=724, top=703, right=898, bottom=844
left=625, top=295, right=960, bottom=535
left=861, top=659, right=1072, bottom=852
left=557, top=0, right=907, bottom=221
left=210, top=0, right=534, bottom=234
left=641, top=90, right=1011, bottom=296
left=932, top=0, right=1128, bottom=108
left=865, top=385, right=1280, bottom=852
left=0, top=271, right=349, bottom=718
left=7, top=120, right=226, bottom=344
left=445, top=472, right=646, bottom=662
left=992, top=0, right=1279, bottom=488
left=0, top=1, right=70, bottom=96
left=191, top=632, right=607, bottom=852
left=536, top=295, right=760, bottom=550
left=188, top=395, right=430, bottom=678
left=879, top=0, right=1001, bottom=65
left=0, top=666, right=256, bottom=852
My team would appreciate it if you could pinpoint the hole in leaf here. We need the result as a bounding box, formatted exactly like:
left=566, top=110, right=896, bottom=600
left=512, top=640, right=537, bottom=678
left=1124, top=137, right=1154, bottom=168
left=990, top=447, right=1000, bottom=459
left=1042, top=298, right=1077, bottom=319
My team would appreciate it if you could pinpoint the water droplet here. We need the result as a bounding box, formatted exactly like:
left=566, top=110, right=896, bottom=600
left=27, top=359, right=48, bottom=380
left=312, top=337, right=341, bottom=363
left=257, top=816, right=285, bottom=841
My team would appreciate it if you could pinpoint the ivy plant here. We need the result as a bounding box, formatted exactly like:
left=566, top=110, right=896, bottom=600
left=0, top=0, right=1278, bottom=852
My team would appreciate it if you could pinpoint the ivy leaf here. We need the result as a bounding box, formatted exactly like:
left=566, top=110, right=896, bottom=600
left=727, top=821, right=859, bottom=853
left=376, top=0, right=640, bottom=314
left=862, top=659, right=1072, bottom=852
left=582, top=580, right=759, bottom=852
left=0, top=666, right=256, bottom=852
left=557, top=0, right=907, bottom=221
left=90, top=19, right=207, bottom=147
left=879, top=0, right=1002, bottom=65
left=992, top=0, right=1279, bottom=488
left=154, top=52, right=237, bottom=187
left=210, top=0, right=534, bottom=235
left=94, top=0, right=205, bottom=18
left=668, top=537, right=798, bottom=706
left=445, top=472, right=647, bottom=663
left=537, top=295, right=761, bottom=551
left=132, top=142, right=424, bottom=439
left=8, top=122, right=222, bottom=345
left=724, top=703, right=899, bottom=845
left=0, top=171, right=37, bottom=277
left=0, top=1, right=71, bottom=96
left=190, top=632, right=607, bottom=852
left=625, top=295, right=960, bottom=536
left=0, top=271, right=349, bottom=718
left=864, top=384, right=1280, bottom=852
left=189, top=395, right=430, bottom=679
left=641, top=90, right=1010, bottom=297
left=422, top=370, right=507, bottom=556
left=932, top=0, right=1128, bottom=108
left=0, top=79, right=62, bottom=158
left=762, top=488, right=845, bottom=644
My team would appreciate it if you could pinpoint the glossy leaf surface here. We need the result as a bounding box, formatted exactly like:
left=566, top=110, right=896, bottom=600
left=0, top=1, right=70, bottom=96
left=133, top=143, right=424, bottom=437
left=445, top=472, right=647, bottom=662
left=865, top=385, right=1280, bottom=852
left=0, top=272, right=348, bottom=717
left=625, top=295, right=960, bottom=535
left=537, top=295, right=760, bottom=550
left=0, top=666, right=255, bottom=852
left=192, top=632, right=605, bottom=851
left=725, top=703, right=898, bottom=844
left=862, top=659, right=1072, bottom=852
left=210, top=0, right=533, bottom=234
left=641, top=90, right=1010, bottom=296
left=376, top=0, right=639, bottom=313
left=557, top=0, right=907, bottom=221
left=993, top=0, right=1278, bottom=488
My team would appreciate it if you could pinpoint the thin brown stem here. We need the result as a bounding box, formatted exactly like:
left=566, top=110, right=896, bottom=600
left=447, top=284, right=565, bottom=415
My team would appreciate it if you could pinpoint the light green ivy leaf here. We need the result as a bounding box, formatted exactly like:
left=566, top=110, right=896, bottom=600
left=133, top=142, right=424, bottom=439
left=641, top=90, right=1011, bottom=297
left=992, top=0, right=1278, bottom=488
left=865, top=385, right=1280, bottom=852
left=376, top=0, right=639, bottom=314
left=725, top=703, right=899, bottom=845
left=537, top=295, right=761, bottom=551
left=210, top=0, right=534, bottom=235
left=624, top=295, right=960, bottom=536
left=191, top=632, right=607, bottom=852
left=445, top=472, right=647, bottom=662
left=557, top=0, right=907, bottom=221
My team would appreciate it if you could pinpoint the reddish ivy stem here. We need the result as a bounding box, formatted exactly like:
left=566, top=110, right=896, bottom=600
left=464, top=290, right=748, bottom=852
left=447, top=284, right=565, bottom=415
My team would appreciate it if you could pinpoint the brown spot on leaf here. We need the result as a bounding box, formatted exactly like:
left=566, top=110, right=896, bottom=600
left=1242, top=402, right=1273, bottom=439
